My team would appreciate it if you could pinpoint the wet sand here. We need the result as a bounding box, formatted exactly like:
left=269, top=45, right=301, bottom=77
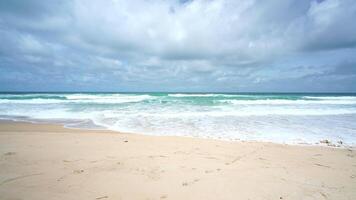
left=0, top=120, right=355, bottom=200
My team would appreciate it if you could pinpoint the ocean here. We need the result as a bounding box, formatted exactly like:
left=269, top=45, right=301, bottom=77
left=0, top=92, right=355, bottom=146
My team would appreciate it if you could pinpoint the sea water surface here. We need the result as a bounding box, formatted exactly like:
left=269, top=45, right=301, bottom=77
left=0, top=92, right=355, bottom=146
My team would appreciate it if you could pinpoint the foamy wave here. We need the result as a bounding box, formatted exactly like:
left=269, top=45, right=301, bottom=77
left=65, top=94, right=154, bottom=103
left=0, top=99, right=65, bottom=104
left=0, top=94, right=155, bottom=104
left=168, top=93, right=240, bottom=97
left=303, top=96, right=356, bottom=100
left=95, top=109, right=356, bottom=117
left=87, top=111, right=356, bottom=146
left=219, top=99, right=356, bottom=105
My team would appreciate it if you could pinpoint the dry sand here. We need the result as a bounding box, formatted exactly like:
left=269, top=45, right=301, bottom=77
left=0, top=120, right=355, bottom=200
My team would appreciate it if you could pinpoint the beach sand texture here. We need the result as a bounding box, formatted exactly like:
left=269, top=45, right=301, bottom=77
left=0, top=121, right=356, bottom=200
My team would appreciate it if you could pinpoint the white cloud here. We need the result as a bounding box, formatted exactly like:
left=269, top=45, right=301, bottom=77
left=0, top=0, right=356, bottom=92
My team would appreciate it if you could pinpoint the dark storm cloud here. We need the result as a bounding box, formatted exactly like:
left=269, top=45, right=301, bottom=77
left=0, top=0, right=355, bottom=92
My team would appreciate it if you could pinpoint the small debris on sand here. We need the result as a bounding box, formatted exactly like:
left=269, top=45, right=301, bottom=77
left=320, top=139, right=330, bottom=144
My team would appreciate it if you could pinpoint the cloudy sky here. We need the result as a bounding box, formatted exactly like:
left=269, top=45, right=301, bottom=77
left=0, top=0, right=355, bottom=92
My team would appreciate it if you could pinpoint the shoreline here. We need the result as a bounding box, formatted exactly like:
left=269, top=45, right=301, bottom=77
left=0, top=118, right=352, bottom=148
left=1, top=120, right=356, bottom=199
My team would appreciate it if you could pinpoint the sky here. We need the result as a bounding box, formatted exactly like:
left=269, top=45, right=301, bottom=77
left=0, top=0, right=356, bottom=92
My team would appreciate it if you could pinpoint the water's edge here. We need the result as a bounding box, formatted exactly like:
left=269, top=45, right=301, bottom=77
left=0, top=116, right=353, bottom=149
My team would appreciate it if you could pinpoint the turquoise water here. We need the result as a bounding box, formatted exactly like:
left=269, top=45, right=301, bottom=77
left=1, top=92, right=356, bottom=146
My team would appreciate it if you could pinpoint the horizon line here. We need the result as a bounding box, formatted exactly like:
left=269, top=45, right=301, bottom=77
left=1, top=91, right=356, bottom=94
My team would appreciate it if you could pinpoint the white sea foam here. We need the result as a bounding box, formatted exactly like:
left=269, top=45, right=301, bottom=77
left=89, top=113, right=356, bottom=146
left=0, top=94, right=154, bottom=104
left=0, top=99, right=65, bottom=104
left=64, top=94, right=155, bottom=103
left=219, top=99, right=356, bottom=105
left=303, top=96, right=356, bottom=100
left=168, top=93, right=240, bottom=97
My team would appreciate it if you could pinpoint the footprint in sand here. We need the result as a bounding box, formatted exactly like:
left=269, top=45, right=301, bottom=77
left=314, top=163, right=331, bottom=168
left=73, top=169, right=84, bottom=174
left=57, top=175, right=65, bottom=182
left=182, top=179, right=200, bottom=186
left=63, top=159, right=81, bottom=163
left=225, top=156, right=242, bottom=165
left=205, top=156, right=218, bottom=160
left=96, top=196, right=108, bottom=199
left=3, top=152, right=16, bottom=156
left=347, top=154, right=354, bottom=158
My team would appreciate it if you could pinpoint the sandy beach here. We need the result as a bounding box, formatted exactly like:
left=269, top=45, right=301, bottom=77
left=0, top=120, right=355, bottom=200
left=2, top=0, right=356, bottom=199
